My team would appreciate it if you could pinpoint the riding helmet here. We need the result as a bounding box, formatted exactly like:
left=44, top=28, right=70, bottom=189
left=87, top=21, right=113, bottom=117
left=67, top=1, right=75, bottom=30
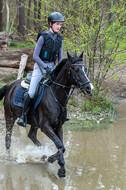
left=48, top=12, right=65, bottom=23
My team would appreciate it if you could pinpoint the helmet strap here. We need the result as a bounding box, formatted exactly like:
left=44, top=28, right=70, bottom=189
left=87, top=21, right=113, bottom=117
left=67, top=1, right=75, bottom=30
left=50, top=23, right=58, bottom=34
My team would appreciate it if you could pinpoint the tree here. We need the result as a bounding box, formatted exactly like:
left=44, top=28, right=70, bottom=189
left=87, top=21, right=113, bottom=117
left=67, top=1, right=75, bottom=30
left=67, top=0, right=126, bottom=93
left=0, top=0, right=125, bottom=95
left=38, top=0, right=41, bottom=31
left=27, top=0, right=31, bottom=30
left=6, top=0, right=9, bottom=33
left=34, top=0, right=37, bottom=31
left=0, top=0, right=3, bottom=31
left=18, top=0, right=25, bottom=36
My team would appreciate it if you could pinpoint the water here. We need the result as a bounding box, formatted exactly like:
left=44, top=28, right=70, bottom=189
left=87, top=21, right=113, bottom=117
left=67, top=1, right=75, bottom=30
left=0, top=104, right=126, bottom=190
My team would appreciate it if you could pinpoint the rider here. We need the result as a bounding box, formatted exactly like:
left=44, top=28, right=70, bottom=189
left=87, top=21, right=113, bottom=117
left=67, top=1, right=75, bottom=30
left=17, top=12, right=65, bottom=127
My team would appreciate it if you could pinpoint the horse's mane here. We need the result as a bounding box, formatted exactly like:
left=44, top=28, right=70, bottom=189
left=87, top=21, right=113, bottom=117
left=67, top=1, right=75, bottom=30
left=50, top=53, right=82, bottom=81
left=51, top=58, right=68, bottom=81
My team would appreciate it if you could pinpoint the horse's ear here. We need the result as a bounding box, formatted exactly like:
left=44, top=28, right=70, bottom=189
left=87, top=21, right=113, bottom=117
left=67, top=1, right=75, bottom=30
left=79, top=51, right=84, bottom=59
left=67, top=51, right=72, bottom=60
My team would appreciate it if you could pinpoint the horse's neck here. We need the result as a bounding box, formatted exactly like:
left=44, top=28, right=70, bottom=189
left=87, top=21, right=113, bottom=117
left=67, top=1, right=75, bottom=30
left=51, top=68, right=71, bottom=106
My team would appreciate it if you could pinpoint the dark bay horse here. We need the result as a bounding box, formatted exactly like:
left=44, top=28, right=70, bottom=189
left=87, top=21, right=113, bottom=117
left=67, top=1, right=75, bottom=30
left=0, top=52, right=93, bottom=178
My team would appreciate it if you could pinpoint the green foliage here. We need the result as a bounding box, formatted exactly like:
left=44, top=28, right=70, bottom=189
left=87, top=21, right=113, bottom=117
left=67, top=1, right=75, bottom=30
left=2, top=0, right=125, bottom=96
left=9, top=41, right=35, bottom=48
left=0, top=75, right=17, bottom=86
left=64, top=0, right=126, bottom=92
left=80, top=94, right=113, bottom=114
left=63, top=117, right=110, bottom=131
left=0, top=98, right=4, bottom=108
left=92, top=106, right=102, bottom=114
left=69, top=96, right=77, bottom=107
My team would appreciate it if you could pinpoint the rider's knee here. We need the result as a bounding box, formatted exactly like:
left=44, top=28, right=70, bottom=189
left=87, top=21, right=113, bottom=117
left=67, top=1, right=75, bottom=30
left=28, top=92, right=35, bottom=99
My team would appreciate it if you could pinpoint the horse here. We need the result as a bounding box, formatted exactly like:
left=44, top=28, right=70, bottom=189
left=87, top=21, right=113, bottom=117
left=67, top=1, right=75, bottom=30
left=0, top=52, right=93, bottom=178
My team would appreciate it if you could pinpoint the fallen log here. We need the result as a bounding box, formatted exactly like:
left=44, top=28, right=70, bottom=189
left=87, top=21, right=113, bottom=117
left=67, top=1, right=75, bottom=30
left=0, top=67, right=18, bottom=75
left=0, top=48, right=34, bottom=71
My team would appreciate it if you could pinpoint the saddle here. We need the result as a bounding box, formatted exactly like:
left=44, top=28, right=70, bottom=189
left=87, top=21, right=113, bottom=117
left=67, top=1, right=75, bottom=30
left=21, top=73, right=32, bottom=89
left=13, top=73, right=48, bottom=110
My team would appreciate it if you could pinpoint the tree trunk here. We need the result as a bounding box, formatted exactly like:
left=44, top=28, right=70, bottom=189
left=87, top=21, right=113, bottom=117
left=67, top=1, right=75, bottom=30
left=0, top=48, right=34, bottom=71
left=18, top=0, right=25, bottom=36
left=34, top=0, right=37, bottom=31
left=38, top=0, right=41, bottom=31
left=27, top=0, right=31, bottom=29
left=44, top=3, right=47, bottom=25
left=6, top=0, right=9, bottom=33
left=0, top=0, right=3, bottom=31
left=108, top=0, right=113, bottom=24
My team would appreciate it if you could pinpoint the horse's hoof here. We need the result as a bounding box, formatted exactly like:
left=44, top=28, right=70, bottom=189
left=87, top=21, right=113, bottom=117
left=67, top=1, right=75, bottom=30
left=41, top=155, right=48, bottom=162
left=58, top=168, right=66, bottom=178
left=5, top=150, right=10, bottom=158
left=35, top=139, right=42, bottom=146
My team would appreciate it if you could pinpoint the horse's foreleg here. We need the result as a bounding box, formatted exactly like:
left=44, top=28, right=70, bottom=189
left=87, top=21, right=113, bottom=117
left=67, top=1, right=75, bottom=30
left=42, top=125, right=66, bottom=178
left=53, top=127, right=66, bottom=178
left=46, top=127, right=65, bottom=164
left=55, top=127, right=65, bottom=153
left=57, top=149, right=66, bottom=178
left=28, top=125, right=41, bottom=146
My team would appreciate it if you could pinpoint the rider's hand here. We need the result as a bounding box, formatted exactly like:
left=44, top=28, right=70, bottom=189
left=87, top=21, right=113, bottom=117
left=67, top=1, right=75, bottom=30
left=46, top=66, right=51, bottom=77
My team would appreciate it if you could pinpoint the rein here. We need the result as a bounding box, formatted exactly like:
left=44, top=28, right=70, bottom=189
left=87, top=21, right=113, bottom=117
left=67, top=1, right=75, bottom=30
left=46, top=83, right=75, bottom=112
left=45, top=58, right=91, bottom=112
left=49, top=77, right=71, bottom=89
left=49, top=58, right=90, bottom=88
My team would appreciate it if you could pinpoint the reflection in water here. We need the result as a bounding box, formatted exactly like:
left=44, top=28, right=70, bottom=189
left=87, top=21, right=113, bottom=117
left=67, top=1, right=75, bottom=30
left=0, top=104, right=126, bottom=190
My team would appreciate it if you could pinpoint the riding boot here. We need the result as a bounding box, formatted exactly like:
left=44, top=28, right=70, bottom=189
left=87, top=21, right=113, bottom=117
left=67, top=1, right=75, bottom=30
left=17, top=94, right=32, bottom=127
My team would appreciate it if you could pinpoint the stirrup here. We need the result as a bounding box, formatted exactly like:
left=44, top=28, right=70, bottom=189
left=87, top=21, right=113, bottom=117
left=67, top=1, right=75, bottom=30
left=17, top=115, right=27, bottom=127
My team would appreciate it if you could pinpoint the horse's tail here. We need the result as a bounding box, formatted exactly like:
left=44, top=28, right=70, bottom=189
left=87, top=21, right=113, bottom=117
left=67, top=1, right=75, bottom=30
left=0, top=85, right=9, bottom=101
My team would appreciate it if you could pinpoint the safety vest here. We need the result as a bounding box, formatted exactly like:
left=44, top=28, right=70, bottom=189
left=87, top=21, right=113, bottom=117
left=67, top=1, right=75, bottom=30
left=37, top=31, right=63, bottom=62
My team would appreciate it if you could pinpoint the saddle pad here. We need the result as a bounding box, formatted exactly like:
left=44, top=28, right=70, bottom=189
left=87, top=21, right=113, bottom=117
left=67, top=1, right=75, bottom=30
left=13, top=86, right=26, bottom=107
left=13, top=84, right=46, bottom=110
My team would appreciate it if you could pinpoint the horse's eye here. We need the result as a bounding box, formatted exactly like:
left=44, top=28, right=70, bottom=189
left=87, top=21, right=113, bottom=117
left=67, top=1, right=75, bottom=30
left=74, top=67, right=79, bottom=72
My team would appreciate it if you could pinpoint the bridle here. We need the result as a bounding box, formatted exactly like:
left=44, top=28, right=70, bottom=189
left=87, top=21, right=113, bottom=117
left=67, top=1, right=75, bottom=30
left=45, top=58, right=91, bottom=111
left=49, top=58, right=91, bottom=89
left=69, top=58, right=91, bottom=88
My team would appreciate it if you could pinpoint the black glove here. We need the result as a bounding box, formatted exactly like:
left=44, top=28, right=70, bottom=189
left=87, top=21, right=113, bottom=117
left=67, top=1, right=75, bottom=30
left=46, top=66, right=51, bottom=78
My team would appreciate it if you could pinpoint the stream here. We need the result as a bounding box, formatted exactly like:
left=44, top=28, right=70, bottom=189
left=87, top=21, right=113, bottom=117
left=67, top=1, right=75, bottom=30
left=0, top=104, right=126, bottom=190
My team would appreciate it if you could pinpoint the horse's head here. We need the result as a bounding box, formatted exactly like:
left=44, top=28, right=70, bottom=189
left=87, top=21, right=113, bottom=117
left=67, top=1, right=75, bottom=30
left=67, top=52, right=94, bottom=94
